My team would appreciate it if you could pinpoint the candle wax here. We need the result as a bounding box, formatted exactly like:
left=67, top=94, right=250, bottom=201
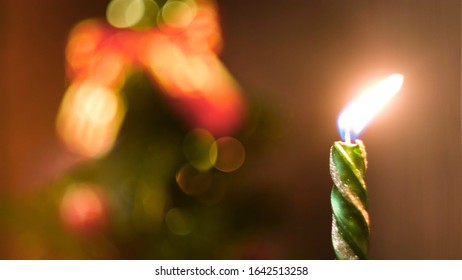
left=330, top=139, right=369, bottom=260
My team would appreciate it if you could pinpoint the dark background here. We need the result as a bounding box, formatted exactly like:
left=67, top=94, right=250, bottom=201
left=1, top=0, right=461, bottom=259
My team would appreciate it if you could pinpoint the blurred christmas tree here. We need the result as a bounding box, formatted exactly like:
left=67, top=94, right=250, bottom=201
left=0, top=0, right=285, bottom=259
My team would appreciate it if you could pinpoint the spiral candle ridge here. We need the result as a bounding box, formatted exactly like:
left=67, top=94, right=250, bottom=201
left=329, top=140, right=369, bottom=260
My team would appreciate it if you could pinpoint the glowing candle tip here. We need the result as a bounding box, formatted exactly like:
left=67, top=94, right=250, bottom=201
left=337, top=73, right=404, bottom=141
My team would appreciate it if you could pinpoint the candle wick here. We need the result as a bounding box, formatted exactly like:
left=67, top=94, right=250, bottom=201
left=345, top=128, right=351, bottom=144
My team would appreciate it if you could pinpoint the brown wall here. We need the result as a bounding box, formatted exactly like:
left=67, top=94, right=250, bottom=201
left=2, top=0, right=462, bottom=259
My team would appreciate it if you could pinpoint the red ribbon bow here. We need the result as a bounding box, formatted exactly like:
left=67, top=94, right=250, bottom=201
left=58, top=0, right=245, bottom=157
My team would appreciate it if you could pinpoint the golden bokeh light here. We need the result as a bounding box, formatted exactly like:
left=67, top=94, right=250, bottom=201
left=172, top=55, right=212, bottom=94
left=176, top=163, right=213, bottom=196
left=144, top=36, right=213, bottom=98
left=165, top=208, right=194, bottom=235
left=56, top=82, right=125, bottom=158
left=209, top=137, right=245, bottom=172
left=160, top=0, right=197, bottom=29
left=144, top=35, right=186, bottom=97
left=87, top=52, right=128, bottom=87
left=107, top=0, right=146, bottom=28
left=137, top=0, right=160, bottom=28
left=183, top=128, right=216, bottom=171
left=144, top=34, right=177, bottom=69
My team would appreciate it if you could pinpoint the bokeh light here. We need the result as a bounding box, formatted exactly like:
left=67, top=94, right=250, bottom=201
left=87, top=52, right=128, bottom=87
left=144, top=37, right=214, bottom=98
left=144, top=35, right=184, bottom=96
left=160, top=0, right=197, bottom=29
left=66, top=20, right=103, bottom=77
left=172, top=55, right=212, bottom=94
left=107, top=0, right=143, bottom=28
left=60, top=183, right=107, bottom=232
left=56, top=82, right=125, bottom=158
left=165, top=208, right=194, bottom=235
left=209, top=137, right=245, bottom=172
left=137, top=0, right=160, bottom=28
left=176, top=163, right=213, bottom=196
left=107, top=0, right=159, bottom=29
left=183, top=128, right=216, bottom=171
left=177, top=0, right=221, bottom=53
left=134, top=0, right=245, bottom=136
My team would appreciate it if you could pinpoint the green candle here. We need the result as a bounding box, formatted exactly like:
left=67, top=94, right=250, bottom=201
left=330, top=139, right=368, bottom=259
left=330, top=74, right=404, bottom=260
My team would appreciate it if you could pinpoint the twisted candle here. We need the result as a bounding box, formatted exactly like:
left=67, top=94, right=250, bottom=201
left=329, top=139, right=369, bottom=260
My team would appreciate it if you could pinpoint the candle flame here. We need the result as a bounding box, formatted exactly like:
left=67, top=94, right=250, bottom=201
left=337, top=73, right=404, bottom=141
